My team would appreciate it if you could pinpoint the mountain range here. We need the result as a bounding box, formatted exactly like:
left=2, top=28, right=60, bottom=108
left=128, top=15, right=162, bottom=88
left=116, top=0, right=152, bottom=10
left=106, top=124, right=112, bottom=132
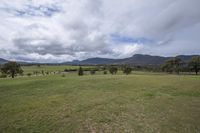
left=63, top=54, right=197, bottom=65
left=0, top=54, right=198, bottom=65
left=0, top=58, right=8, bottom=64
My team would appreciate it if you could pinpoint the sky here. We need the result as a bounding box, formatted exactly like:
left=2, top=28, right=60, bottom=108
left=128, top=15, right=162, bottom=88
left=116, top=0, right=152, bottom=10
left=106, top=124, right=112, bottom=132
left=0, top=0, right=200, bottom=63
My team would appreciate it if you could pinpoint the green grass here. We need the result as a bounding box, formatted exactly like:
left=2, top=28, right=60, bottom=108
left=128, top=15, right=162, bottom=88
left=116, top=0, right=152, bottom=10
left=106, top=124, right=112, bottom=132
left=21, top=65, right=93, bottom=74
left=0, top=73, right=200, bottom=133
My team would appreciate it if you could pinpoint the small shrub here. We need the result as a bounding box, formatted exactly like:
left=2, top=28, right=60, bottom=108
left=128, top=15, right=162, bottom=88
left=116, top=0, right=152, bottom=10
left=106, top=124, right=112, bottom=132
left=103, top=71, right=107, bottom=75
left=41, top=70, right=45, bottom=75
left=123, top=66, right=132, bottom=75
left=109, top=67, right=118, bottom=75
left=64, top=69, right=77, bottom=72
left=27, top=73, right=32, bottom=76
left=61, top=74, right=66, bottom=77
left=78, top=67, right=84, bottom=76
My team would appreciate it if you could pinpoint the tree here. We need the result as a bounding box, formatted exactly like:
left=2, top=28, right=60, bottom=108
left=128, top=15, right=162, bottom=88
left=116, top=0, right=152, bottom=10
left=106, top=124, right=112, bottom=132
left=173, top=57, right=182, bottom=74
left=162, top=57, right=182, bottom=74
left=1, top=62, right=23, bottom=78
left=189, top=56, right=200, bottom=75
left=123, top=66, right=132, bottom=75
left=109, top=66, right=118, bottom=75
left=78, top=66, right=84, bottom=76
left=103, top=71, right=107, bottom=75
left=41, top=70, right=45, bottom=75
left=162, top=60, right=173, bottom=73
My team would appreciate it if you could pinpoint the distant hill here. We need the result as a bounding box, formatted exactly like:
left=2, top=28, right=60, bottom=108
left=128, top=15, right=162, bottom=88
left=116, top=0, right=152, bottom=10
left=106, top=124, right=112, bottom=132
left=64, top=57, right=120, bottom=65
left=78, top=58, right=118, bottom=65
left=0, top=58, right=8, bottom=64
left=63, top=54, right=199, bottom=65
left=176, top=55, right=197, bottom=63
left=120, top=54, right=169, bottom=65
left=0, top=58, right=29, bottom=65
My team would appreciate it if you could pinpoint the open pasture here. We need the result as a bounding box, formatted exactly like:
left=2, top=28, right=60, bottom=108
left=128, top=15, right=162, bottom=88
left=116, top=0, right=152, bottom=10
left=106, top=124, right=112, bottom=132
left=0, top=72, right=200, bottom=133
left=21, top=65, right=92, bottom=74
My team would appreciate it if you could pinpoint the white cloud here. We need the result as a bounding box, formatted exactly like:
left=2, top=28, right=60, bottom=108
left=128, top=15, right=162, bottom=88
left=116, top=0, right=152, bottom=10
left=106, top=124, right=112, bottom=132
left=0, top=0, right=200, bottom=62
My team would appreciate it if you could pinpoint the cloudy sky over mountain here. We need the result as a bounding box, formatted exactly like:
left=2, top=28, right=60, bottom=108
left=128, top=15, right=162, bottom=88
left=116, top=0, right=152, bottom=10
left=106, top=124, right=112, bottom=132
left=0, top=0, right=200, bottom=62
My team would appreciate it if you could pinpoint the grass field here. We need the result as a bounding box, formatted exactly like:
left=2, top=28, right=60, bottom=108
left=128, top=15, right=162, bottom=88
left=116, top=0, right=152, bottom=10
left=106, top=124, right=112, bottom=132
left=21, top=65, right=93, bottom=74
left=0, top=73, right=200, bottom=133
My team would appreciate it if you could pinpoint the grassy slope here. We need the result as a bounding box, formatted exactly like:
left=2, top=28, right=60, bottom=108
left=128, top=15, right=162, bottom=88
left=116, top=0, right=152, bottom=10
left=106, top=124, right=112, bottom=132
left=0, top=74, right=200, bottom=133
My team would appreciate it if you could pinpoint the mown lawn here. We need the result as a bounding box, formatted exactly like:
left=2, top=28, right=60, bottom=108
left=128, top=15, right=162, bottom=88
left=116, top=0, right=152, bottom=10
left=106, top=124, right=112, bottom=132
left=0, top=74, right=200, bottom=133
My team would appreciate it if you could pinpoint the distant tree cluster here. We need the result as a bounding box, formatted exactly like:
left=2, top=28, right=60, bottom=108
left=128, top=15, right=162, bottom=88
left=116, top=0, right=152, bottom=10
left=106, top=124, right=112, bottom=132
left=123, top=66, right=132, bottom=75
left=1, top=62, right=23, bottom=78
left=162, top=57, right=182, bottom=74
left=109, top=66, right=118, bottom=75
left=2, top=57, right=198, bottom=79
left=75, top=56, right=200, bottom=76
left=189, top=56, right=200, bottom=75
left=76, top=65, right=132, bottom=76
left=162, top=56, right=200, bottom=75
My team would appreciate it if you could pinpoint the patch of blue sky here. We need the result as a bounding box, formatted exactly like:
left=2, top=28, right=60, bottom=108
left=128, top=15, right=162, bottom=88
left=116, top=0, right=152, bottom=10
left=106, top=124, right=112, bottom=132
left=110, top=34, right=154, bottom=44
left=1, top=4, right=61, bottom=17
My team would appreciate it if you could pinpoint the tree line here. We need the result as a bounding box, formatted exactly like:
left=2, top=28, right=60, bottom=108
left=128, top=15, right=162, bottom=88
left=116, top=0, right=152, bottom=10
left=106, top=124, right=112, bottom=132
left=77, top=56, right=200, bottom=76
left=78, top=65, right=138, bottom=76
left=0, top=56, right=199, bottom=78
left=162, top=56, right=200, bottom=75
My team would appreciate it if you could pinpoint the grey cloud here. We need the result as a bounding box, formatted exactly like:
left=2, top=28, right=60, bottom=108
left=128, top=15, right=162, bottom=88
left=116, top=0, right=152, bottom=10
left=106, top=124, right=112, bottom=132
left=0, top=0, right=200, bottom=62
left=13, top=38, right=70, bottom=55
left=145, top=0, right=200, bottom=38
